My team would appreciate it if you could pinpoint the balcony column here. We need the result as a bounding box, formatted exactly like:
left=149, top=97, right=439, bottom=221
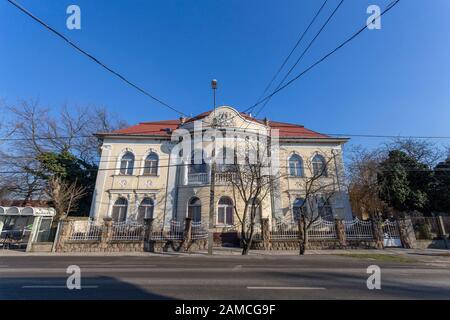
left=182, top=160, right=188, bottom=185
left=207, top=163, right=212, bottom=184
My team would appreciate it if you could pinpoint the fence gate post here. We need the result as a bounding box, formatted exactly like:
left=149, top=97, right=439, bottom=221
left=54, top=219, right=73, bottom=252
left=101, top=218, right=113, bottom=251
left=371, top=218, right=384, bottom=249
left=144, top=218, right=154, bottom=242
left=261, top=218, right=271, bottom=250
left=436, top=216, right=449, bottom=249
left=335, top=218, right=346, bottom=247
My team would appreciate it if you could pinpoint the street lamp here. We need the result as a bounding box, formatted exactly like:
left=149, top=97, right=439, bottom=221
left=211, top=79, right=218, bottom=124
left=208, top=79, right=218, bottom=255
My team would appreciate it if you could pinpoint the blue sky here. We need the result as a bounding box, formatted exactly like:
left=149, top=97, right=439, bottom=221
left=1, top=0, right=450, bottom=150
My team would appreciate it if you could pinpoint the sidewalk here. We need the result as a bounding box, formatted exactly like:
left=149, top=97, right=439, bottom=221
left=1, top=247, right=449, bottom=258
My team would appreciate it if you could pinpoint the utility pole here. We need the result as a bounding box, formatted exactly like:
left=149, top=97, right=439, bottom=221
left=208, top=79, right=217, bottom=255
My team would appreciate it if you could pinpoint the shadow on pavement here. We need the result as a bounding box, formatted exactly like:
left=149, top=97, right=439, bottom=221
left=0, top=276, right=174, bottom=300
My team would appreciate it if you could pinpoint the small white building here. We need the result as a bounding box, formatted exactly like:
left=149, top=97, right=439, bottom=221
left=0, top=206, right=56, bottom=247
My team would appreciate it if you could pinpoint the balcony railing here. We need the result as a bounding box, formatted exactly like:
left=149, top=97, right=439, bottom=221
left=187, top=173, right=209, bottom=185
left=187, top=172, right=240, bottom=185
left=215, top=172, right=236, bottom=184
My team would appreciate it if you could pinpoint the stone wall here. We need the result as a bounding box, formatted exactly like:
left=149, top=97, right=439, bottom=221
left=147, top=239, right=208, bottom=253
left=58, top=240, right=144, bottom=253
left=55, top=218, right=146, bottom=253
left=251, top=239, right=378, bottom=250
left=414, top=239, right=449, bottom=250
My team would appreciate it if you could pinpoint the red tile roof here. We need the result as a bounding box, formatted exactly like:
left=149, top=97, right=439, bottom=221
left=100, top=111, right=332, bottom=139
left=268, top=121, right=329, bottom=138
left=106, top=120, right=180, bottom=137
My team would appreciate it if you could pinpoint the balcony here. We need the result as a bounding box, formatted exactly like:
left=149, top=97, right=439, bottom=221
left=187, top=172, right=239, bottom=185
left=187, top=173, right=209, bottom=185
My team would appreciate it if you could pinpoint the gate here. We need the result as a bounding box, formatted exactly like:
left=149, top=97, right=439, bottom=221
left=382, top=220, right=402, bottom=247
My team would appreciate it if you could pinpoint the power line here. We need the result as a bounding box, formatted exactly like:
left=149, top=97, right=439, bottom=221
left=229, top=0, right=345, bottom=137
left=6, top=0, right=188, bottom=117
left=255, top=0, right=344, bottom=117
left=258, top=0, right=329, bottom=99
left=249, top=0, right=401, bottom=116
left=2, top=130, right=450, bottom=142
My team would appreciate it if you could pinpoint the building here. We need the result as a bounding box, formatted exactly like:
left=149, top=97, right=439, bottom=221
left=89, top=106, right=353, bottom=235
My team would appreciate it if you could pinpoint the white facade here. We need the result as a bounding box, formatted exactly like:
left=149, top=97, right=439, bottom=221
left=89, top=106, right=353, bottom=228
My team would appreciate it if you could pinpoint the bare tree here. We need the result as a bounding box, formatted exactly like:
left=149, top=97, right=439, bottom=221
left=0, top=99, right=126, bottom=209
left=347, top=145, right=387, bottom=220
left=45, top=176, right=86, bottom=223
left=219, top=136, right=278, bottom=255
left=385, top=138, right=443, bottom=167
left=294, top=154, right=340, bottom=254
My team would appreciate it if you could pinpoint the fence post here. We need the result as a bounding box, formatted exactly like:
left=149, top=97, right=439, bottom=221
left=183, top=217, right=192, bottom=251
left=335, top=218, right=346, bottom=247
left=53, top=219, right=73, bottom=252
left=101, top=218, right=113, bottom=251
left=397, top=218, right=416, bottom=249
left=436, top=216, right=449, bottom=249
left=371, top=218, right=384, bottom=249
left=143, top=218, right=154, bottom=241
left=261, top=218, right=271, bottom=250
left=51, top=219, right=64, bottom=252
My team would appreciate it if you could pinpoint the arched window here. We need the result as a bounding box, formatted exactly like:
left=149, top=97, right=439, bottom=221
left=188, top=197, right=202, bottom=222
left=312, top=154, right=327, bottom=177
left=318, top=197, right=333, bottom=219
left=111, top=197, right=128, bottom=222
left=292, top=198, right=305, bottom=222
left=217, top=197, right=233, bottom=225
left=120, top=152, right=134, bottom=175
left=143, top=152, right=158, bottom=176
left=189, top=149, right=207, bottom=174
left=137, top=197, right=154, bottom=223
left=289, top=154, right=304, bottom=177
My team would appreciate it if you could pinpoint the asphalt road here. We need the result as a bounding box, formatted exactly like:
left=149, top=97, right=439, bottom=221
left=1, top=253, right=450, bottom=299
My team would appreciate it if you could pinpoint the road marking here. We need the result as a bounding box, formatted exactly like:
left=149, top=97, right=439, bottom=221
left=232, top=265, right=242, bottom=271
left=22, top=285, right=99, bottom=289
left=247, top=286, right=326, bottom=290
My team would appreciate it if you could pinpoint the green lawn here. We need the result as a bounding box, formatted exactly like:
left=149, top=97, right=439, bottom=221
left=335, top=253, right=415, bottom=263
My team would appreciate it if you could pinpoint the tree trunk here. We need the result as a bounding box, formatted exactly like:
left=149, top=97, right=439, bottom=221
left=303, top=218, right=309, bottom=254
left=298, top=216, right=306, bottom=255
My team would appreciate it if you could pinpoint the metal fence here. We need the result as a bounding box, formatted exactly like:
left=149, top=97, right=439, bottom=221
left=382, top=220, right=400, bottom=239
left=70, top=221, right=103, bottom=241
left=111, top=222, right=144, bottom=241
left=344, top=218, right=373, bottom=240
left=150, top=220, right=184, bottom=240
left=307, top=218, right=337, bottom=239
left=191, top=221, right=208, bottom=240
left=271, top=219, right=299, bottom=240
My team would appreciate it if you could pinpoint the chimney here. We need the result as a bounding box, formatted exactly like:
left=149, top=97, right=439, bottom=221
left=179, top=116, right=186, bottom=124
left=264, top=117, right=270, bottom=126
